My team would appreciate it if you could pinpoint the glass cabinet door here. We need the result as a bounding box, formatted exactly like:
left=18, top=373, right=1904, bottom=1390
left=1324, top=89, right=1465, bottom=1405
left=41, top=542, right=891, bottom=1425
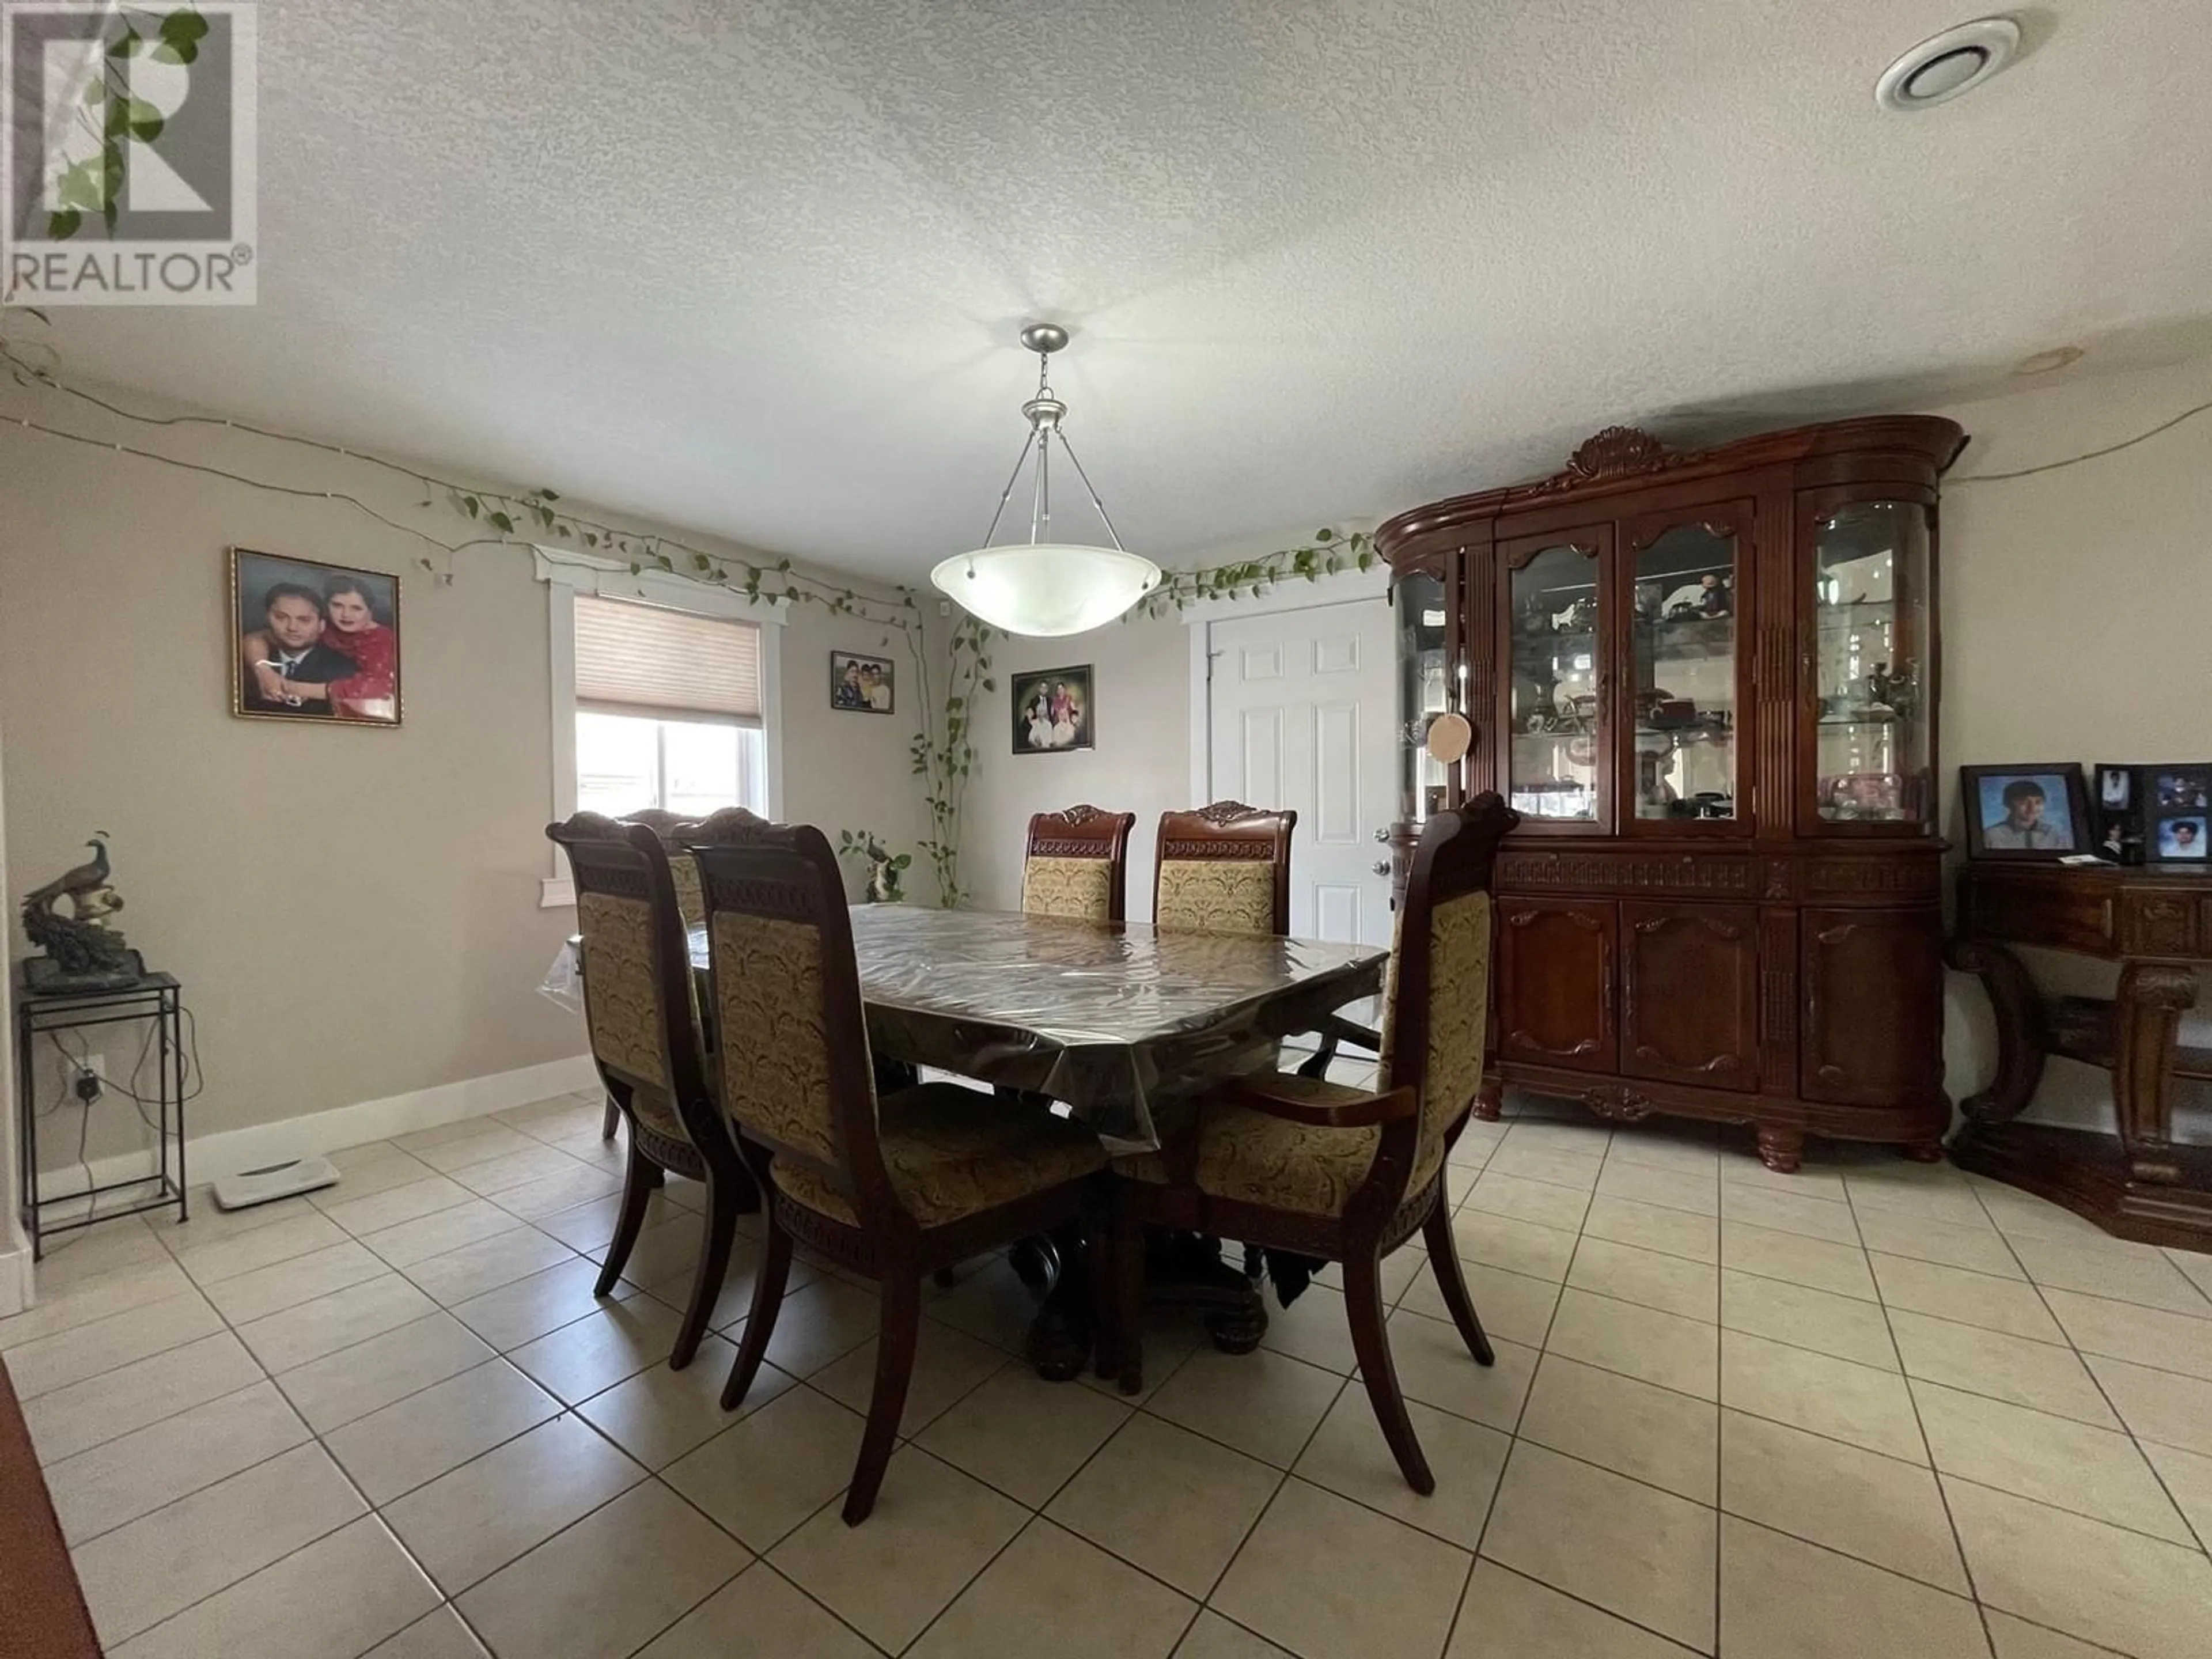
left=1808, top=499, right=1934, bottom=827
left=1626, top=515, right=1747, bottom=828
left=1395, top=570, right=1452, bottom=828
left=1502, top=532, right=1608, bottom=826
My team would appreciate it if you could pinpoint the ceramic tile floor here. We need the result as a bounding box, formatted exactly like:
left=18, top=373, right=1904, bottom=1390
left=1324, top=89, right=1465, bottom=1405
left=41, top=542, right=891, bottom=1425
left=7, top=1085, right=2212, bottom=1658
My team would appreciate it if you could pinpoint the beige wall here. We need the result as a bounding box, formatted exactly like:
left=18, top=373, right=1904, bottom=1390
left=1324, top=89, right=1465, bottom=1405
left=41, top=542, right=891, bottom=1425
left=0, top=716, right=27, bottom=1310
left=8, top=354, right=2204, bottom=1166
left=964, top=612, right=1193, bottom=915
left=1931, top=357, right=2212, bottom=1134
left=0, top=379, right=930, bottom=1165
left=957, top=361, right=2212, bottom=1134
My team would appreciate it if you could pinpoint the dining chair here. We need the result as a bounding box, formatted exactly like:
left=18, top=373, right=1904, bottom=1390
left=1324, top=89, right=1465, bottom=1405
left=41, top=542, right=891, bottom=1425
left=547, top=811, right=759, bottom=1370
left=1112, top=795, right=1520, bottom=1494
left=1152, top=801, right=1295, bottom=934
left=623, top=808, right=707, bottom=926
left=690, top=810, right=1112, bottom=1524
left=1152, top=797, right=1368, bottom=1134
left=1021, top=805, right=1138, bottom=923
left=598, top=809, right=706, bottom=1142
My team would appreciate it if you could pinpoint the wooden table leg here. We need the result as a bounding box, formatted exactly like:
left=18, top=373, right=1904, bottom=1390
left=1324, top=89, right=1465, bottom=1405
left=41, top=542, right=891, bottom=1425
left=2114, top=963, right=2198, bottom=1185
left=1946, top=938, right=2047, bottom=1127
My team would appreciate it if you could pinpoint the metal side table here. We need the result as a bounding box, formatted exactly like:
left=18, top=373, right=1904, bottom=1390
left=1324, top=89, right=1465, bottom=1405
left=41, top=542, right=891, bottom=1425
left=13, top=971, right=188, bottom=1259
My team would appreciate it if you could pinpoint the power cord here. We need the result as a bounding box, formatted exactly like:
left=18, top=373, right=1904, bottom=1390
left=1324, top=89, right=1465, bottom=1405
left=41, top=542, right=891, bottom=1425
left=1952, top=398, right=2212, bottom=483
left=32, top=1003, right=203, bottom=1225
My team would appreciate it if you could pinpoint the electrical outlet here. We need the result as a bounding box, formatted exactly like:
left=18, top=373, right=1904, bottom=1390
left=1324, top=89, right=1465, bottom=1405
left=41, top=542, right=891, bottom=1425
left=59, top=1051, right=106, bottom=1101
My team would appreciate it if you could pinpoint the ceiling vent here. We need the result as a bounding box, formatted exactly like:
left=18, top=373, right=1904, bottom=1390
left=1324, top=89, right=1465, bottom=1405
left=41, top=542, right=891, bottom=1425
left=1875, top=17, right=2021, bottom=112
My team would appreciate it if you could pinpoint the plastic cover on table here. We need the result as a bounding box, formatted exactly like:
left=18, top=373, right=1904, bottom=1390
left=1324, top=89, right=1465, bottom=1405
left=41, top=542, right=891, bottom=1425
left=538, top=938, right=584, bottom=1014
left=688, top=906, right=1387, bottom=1152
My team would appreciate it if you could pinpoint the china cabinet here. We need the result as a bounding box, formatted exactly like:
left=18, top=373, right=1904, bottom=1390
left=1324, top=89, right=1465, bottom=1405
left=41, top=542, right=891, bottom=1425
left=1378, top=417, right=1967, bottom=1169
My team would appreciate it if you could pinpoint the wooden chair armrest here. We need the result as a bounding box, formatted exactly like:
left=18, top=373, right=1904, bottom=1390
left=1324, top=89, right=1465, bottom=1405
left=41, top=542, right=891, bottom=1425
left=1226, top=1075, right=1418, bottom=1130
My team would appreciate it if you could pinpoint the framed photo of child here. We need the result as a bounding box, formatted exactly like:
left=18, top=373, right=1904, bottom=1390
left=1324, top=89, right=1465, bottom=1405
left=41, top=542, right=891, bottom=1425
left=1012, top=665, right=1095, bottom=754
left=230, top=548, right=402, bottom=726
left=1959, top=763, right=2088, bottom=859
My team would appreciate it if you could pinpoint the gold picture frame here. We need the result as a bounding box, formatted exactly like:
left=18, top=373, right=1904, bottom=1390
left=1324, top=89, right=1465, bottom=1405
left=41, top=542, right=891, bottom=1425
left=229, top=547, right=403, bottom=726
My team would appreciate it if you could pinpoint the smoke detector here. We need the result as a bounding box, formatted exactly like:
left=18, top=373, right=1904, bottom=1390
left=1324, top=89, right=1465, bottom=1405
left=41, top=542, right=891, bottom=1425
left=1876, top=17, right=2021, bottom=112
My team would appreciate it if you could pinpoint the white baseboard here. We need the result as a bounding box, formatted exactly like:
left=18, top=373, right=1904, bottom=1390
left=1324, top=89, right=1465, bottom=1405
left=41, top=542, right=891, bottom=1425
left=31, top=1053, right=599, bottom=1201
left=0, top=1241, right=31, bottom=1317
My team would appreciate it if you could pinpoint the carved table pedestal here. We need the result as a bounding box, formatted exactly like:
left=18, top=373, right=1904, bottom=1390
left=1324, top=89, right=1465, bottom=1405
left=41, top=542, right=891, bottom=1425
left=1949, top=863, right=2212, bottom=1249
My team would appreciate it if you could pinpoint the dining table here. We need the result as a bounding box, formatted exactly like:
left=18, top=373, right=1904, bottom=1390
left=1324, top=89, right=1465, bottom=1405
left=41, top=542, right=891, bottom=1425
left=684, top=904, right=1391, bottom=1374
left=684, top=904, right=1389, bottom=1153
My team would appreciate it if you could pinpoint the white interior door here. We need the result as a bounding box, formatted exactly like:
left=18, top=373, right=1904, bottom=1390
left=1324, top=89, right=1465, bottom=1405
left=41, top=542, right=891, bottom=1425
left=1207, top=599, right=1399, bottom=946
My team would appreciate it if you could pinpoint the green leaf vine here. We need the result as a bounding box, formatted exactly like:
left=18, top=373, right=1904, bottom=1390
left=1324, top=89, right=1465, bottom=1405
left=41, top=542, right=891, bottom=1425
left=434, top=480, right=991, bottom=906
left=44, top=7, right=210, bottom=240
left=1135, top=527, right=1380, bottom=616
left=0, top=312, right=1380, bottom=911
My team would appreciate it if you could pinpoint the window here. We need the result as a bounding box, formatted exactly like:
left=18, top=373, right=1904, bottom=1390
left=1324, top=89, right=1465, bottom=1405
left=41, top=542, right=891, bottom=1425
left=576, top=711, right=766, bottom=817
left=571, top=594, right=767, bottom=818
left=535, top=551, right=787, bottom=908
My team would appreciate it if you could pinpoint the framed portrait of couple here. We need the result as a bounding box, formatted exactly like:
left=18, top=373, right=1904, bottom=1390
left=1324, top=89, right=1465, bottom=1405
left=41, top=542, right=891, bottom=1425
left=229, top=548, right=402, bottom=726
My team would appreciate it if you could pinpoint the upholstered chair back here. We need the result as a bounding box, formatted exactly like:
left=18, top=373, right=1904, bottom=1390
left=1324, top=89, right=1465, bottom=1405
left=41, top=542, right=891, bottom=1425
left=1020, top=805, right=1138, bottom=923
left=687, top=810, right=894, bottom=1215
left=546, top=811, right=714, bottom=1157
left=1153, top=802, right=1296, bottom=935
left=1372, top=797, right=1518, bottom=1202
left=621, top=809, right=705, bottom=927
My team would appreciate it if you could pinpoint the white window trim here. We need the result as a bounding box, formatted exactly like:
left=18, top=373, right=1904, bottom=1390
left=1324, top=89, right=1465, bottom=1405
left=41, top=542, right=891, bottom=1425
left=535, top=546, right=789, bottom=908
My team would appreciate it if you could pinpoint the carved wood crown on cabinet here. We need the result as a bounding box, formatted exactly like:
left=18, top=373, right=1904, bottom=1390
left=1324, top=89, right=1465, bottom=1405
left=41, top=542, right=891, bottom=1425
left=1377, top=414, right=1965, bottom=1170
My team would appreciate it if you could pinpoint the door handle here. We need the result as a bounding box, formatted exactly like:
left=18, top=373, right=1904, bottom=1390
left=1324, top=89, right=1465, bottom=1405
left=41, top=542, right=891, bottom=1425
left=1372, top=861, right=1393, bottom=877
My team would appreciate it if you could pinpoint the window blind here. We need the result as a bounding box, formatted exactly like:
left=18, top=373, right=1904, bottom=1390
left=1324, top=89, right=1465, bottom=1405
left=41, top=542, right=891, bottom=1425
left=573, top=594, right=763, bottom=724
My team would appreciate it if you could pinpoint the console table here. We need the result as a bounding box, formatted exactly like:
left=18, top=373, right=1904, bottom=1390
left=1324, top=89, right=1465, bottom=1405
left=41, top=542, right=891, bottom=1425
left=1948, top=862, right=2210, bottom=1248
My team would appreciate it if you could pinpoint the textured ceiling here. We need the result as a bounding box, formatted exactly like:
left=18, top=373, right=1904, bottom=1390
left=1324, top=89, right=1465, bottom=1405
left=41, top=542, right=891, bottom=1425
left=33, top=0, right=2212, bottom=580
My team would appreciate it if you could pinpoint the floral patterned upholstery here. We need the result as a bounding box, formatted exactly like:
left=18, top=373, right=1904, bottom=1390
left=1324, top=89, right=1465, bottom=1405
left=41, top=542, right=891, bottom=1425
left=1156, top=858, right=1277, bottom=935
left=578, top=892, right=667, bottom=1089
left=1116, top=1074, right=1377, bottom=1213
left=1021, top=855, right=1115, bottom=921
left=628, top=1082, right=686, bottom=1143
left=1409, top=890, right=1492, bottom=1196
left=665, top=857, right=706, bottom=929
left=1116, top=890, right=1494, bottom=1216
left=708, top=908, right=842, bottom=1167
left=771, top=1083, right=1108, bottom=1228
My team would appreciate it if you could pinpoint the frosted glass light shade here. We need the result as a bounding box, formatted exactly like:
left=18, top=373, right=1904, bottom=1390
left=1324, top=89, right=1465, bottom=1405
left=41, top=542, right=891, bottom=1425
left=931, top=544, right=1161, bottom=637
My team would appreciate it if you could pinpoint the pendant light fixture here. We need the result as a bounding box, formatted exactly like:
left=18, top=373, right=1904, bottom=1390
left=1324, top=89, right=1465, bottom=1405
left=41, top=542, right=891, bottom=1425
left=931, top=323, right=1160, bottom=637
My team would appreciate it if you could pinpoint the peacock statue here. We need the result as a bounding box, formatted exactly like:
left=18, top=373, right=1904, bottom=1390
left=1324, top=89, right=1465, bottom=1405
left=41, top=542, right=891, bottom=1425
left=20, top=831, right=141, bottom=986
left=23, top=832, right=111, bottom=912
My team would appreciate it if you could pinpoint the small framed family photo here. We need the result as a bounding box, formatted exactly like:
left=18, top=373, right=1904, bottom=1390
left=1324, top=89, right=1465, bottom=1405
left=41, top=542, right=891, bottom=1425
left=229, top=548, right=401, bottom=726
left=2092, top=763, right=2212, bottom=863
left=831, top=650, right=895, bottom=715
left=2153, top=766, right=2211, bottom=862
left=1960, top=763, right=2088, bottom=859
left=1012, top=665, right=1094, bottom=755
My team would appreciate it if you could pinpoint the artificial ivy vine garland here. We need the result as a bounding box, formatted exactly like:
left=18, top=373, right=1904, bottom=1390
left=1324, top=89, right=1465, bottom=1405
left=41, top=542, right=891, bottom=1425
left=1, top=313, right=1371, bottom=906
